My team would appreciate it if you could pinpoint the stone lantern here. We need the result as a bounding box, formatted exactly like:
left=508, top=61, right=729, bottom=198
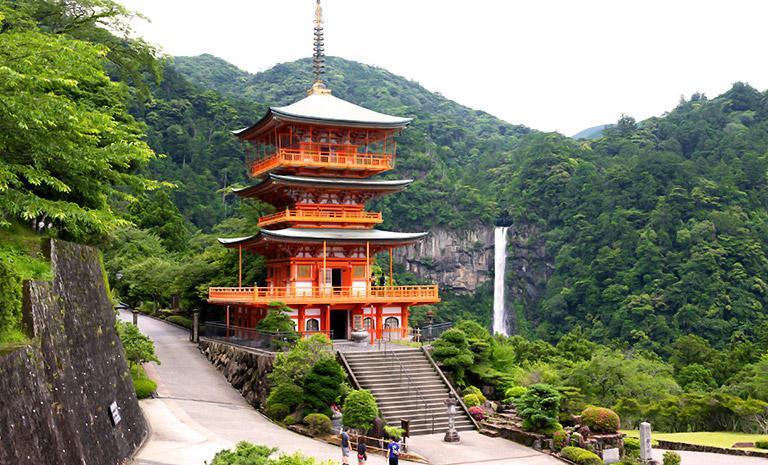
left=443, top=393, right=460, bottom=443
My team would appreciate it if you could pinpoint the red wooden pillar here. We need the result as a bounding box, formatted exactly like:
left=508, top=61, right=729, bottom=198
left=401, top=305, right=409, bottom=339
left=226, top=305, right=230, bottom=339
left=324, top=305, right=331, bottom=339
left=298, top=306, right=305, bottom=336
left=375, top=304, right=383, bottom=342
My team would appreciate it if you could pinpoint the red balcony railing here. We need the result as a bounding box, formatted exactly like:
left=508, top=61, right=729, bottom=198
left=250, top=146, right=393, bottom=177
left=257, top=208, right=383, bottom=228
left=208, top=285, right=439, bottom=306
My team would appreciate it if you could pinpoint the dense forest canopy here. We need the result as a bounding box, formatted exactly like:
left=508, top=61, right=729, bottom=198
left=3, top=0, right=768, bottom=381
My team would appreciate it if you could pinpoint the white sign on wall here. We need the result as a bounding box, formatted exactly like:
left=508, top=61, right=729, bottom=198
left=109, top=401, right=122, bottom=426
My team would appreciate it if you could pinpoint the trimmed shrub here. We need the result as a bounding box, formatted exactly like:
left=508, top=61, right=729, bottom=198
left=266, top=383, right=304, bottom=411
left=464, top=393, right=482, bottom=407
left=560, top=446, right=604, bottom=465
left=303, top=358, right=345, bottom=416
left=756, top=440, right=768, bottom=449
left=463, top=385, right=487, bottom=404
left=266, top=402, right=290, bottom=420
left=663, top=451, right=681, bottom=465
left=468, top=406, right=485, bottom=421
left=581, top=406, right=620, bottom=433
left=283, top=415, right=297, bottom=426
left=304, top=413, right=332, bottom=436
left=552, top=429, right=568, bottom=451
left=623, top=437, right=640, bottom=458
left=516, top=383, right=561, bottom=432
left=166, top=315, right=192, bottom=328
left=342, top=389, right=378, bottom=431
left=133, top=377, right=157, bottom=399
left=384, top=425, right=404, bottom=440
left=504, top=386, right=528, bottom=402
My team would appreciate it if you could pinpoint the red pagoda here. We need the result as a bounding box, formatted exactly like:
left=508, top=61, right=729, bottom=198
left=208, top=0, right=439, bottom=343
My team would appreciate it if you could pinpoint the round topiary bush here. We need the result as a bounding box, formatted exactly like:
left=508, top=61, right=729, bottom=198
left=266, top=383, right=304, bottom=411
left=463, top=386, right=487, bottom=404
left=581, top=406, right=620, bottom=433
left=552, top=429, right=568, bottom=451
left=133, top=378, right=157, bottom=399
left=266, top=402, right=290, bottom=420
left=560, top=446, right=604, bottom=465
left=284, top=415, right=297, bottom=426
left=342, top=389, right=379, bottom=432
left=468, top=406, right=485, bottom=421
left=662, top=451, right=681, bottom=465
left=504, top=386, right=527, bottom=401
left=463, top=393, right=482, bottom=407
left=756, top=440, right=768, bottom=449
left=304, top=413, right=332, bottom=436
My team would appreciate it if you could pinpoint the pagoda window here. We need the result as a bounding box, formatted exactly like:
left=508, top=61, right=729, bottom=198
left=384, top=317, right=400, bottom=328
left=352, top=265, right=366, bottom=279
left=296, top=264, right=313, bottom=280
left=363, top=317, right=373, bottom=330
left=305, top=318, right=320, bottom=332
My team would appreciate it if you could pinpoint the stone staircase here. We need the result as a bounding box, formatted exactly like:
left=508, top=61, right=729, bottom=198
left=340, top=347, right=476, bottom=436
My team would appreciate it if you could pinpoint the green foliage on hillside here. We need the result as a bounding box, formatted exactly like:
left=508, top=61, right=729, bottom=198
left=0, top=0, right=161, bottom=242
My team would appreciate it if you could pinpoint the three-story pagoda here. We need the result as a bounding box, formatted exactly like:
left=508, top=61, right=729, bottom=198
left=208, top=1, right=439, bottom=343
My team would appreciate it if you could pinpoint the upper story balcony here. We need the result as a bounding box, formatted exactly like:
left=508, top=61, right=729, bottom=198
left=208, top=284, right=440, bottom=306
left=258, top=207, right=383, bottom=229
left=250, top=143, right=394, bottom=178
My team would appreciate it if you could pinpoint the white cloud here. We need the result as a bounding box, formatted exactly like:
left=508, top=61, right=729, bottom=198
left=122, top=0, right=768, bottom=135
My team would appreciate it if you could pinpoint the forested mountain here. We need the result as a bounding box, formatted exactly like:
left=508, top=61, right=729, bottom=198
left=167, top=54, right=529, bottom=231
left=169, top=55, right=768, bottom=353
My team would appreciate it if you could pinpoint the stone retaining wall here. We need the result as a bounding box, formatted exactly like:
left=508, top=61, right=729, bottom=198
left=198, top=339, right=275, bottom=408
left=0, top=239, right=147, bottom=465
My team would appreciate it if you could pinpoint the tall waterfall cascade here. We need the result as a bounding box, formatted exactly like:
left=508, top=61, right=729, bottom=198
left=493, top=226, right=509, bottom=336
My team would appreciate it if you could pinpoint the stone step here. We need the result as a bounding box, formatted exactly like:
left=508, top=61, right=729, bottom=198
left=353, top=369, right=437, bottom=378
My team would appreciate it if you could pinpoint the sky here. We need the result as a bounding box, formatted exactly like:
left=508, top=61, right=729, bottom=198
left=121, top=0, right=768, bottom=136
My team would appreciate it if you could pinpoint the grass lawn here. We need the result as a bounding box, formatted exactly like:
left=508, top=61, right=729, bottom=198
left=622, top=430, right=768, bottom=451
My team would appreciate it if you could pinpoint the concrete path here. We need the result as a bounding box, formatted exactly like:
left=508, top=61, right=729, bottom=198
left=118, top=311, right=559, bottom=464
left=407, top=432, right=561, bottom=465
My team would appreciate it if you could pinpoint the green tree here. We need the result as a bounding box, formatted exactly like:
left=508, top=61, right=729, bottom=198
left=0, top=4, right=161, bottom=241
left=303, top=358, right=345, bottom=416
left=342, top=389, right=379, bottom=432
left=431, top=328, right=474, bottom=385
left=116, top=321, right=160, bottom=369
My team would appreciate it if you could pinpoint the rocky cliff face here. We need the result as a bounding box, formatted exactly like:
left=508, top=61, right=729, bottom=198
left=396, top=226, right=495, bottom=293
left=500, top=223, right=553, bottom=335
left=397, top=222, right=552, bottom=333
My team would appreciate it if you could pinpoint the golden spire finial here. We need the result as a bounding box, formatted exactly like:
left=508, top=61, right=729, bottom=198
left=309, top=0, right=331, bottom=95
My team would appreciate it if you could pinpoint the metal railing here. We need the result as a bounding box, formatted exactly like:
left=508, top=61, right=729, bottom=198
left=202, top=321, right=299, bottom=351
left=416, top=322, right=453, bottom=342
left=383, top=344, right=436, bottom=434
left=250, top=147, right=393, bottom=177
left=258, top=208, right=383, bottom=227
left=208, top=285, right=440, bottom=306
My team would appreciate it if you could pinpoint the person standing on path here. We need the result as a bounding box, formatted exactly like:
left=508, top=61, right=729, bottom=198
left=356, top=435, right=367, bottom=464
left=340, top=428, right=350, bottom=465
left=387, top=438, right=400, bottom=465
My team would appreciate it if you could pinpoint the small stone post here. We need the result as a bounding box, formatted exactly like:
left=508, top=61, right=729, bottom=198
left=639, top=421, right=652, bottom=463
left=131, top=309, right=139, bottom=326
left=191, top=309, right=200, bottom=343
left=443, top=393, right=460, bottom=443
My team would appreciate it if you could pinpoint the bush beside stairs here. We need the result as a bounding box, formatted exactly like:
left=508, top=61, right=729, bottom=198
left=340, top=347, right=476, bottom=436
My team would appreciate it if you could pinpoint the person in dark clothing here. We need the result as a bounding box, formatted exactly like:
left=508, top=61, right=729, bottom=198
left=356, top=435, right=367, bottom=464
left=387, top=438, right=400, bottom=465
left=340, top=428, right=350, bottom=464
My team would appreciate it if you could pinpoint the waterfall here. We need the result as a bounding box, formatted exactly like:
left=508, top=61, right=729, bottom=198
left=493, top=226, right=509, bottom=336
